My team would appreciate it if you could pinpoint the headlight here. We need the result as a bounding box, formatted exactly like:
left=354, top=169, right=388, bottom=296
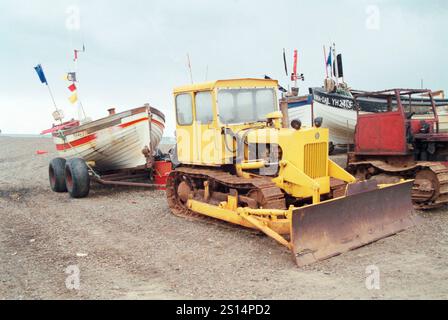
left=314, top=117, right=323, bottom=128
left=291, top=119, right=302, bottom=130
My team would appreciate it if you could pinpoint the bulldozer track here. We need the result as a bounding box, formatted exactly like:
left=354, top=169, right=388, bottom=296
left=166, top=166, right=286, bottom=227
left=413, top=162, right=448, bottom=209
left=349, top=160, right=448, bottom=210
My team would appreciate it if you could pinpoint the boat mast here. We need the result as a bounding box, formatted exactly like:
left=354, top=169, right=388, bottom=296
left=293, top=49, right=298, bottom=89
left=72, top=46, right=87, bottom=121
left=333, top=43, right=339, bottom=86
left=323, top=45, right=329, bottom=79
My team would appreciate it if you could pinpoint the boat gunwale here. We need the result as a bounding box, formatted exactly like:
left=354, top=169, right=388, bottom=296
left=61, top=105, right=165, bottom=136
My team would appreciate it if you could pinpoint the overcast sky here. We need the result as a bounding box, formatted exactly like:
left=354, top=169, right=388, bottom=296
left=0, top=0, right=447, bottom=135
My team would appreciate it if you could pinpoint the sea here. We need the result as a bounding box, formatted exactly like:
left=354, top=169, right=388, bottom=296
left=0, top=133, right=50, bottom=138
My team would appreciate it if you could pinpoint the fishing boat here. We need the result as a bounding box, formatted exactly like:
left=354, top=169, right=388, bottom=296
left=35, top=51, right=171, bottom=199
left=285, top=85, right=448, bottom=148
left=282, top=45, right=448, bottom=148
left=310, top=85, right=357, bottom=145
left=42, top=104, right=165, bottom=171
left=281, top=45, right=359, bottom=146
left=282, top=82, right=358, bottom=146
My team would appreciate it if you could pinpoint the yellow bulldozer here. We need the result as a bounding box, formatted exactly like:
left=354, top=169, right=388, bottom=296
left=166, top=78, right=418, bottom=266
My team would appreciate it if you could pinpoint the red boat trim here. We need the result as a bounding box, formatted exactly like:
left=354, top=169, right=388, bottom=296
left=119, top=117, right=165, bottom=129
left=56, top=133, right=97, bottom=151
left=152, top=119, right=165, bottom=129
left=120, top=117, right=149, bottom=128
left=41, top=120, right=80, bottom=135
left=56, top=117, right=165, bottom=151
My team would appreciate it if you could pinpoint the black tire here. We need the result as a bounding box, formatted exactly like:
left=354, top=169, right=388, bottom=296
left=65, top=158, right=90, bottom=198
left=49, top=158, right=67, bottom=192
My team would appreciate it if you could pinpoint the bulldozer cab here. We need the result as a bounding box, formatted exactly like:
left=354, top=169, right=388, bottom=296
left=353, top=89, right=440, bottom=155
left=173, top=79, right=280, bottom=166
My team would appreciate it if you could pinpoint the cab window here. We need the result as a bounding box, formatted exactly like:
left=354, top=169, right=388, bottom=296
left=217, top=88, right=276, bottom=124
left=176, top=94, right=193, bottom=125
left=195, top=91, right=214, bottom=124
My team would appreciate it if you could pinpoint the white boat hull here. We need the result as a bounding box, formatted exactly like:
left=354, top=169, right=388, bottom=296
left=313, top=101, right=357, bottom=145
left=288, top=88, right=448, bottom=146
left=53, top=106, right=165, bottom=171
left=288, top=89, right=357, bottom=146
left=288, top=102, right=356, bottom=145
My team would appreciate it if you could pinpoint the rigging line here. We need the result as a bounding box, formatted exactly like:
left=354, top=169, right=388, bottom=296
left=67, top=7, right=88, bottom=121
left=57, top=129, right=101, bottom=179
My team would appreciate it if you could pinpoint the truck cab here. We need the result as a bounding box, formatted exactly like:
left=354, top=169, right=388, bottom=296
left=352, top=89, right=446, bottom=160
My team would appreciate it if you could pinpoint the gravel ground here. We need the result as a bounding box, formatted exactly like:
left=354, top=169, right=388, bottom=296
left=1, top=136, right=448, bottom=300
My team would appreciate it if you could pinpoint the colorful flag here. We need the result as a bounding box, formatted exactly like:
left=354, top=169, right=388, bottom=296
left=34, top=64, right=48, bottom=85
left=67, top=72, right=77, bottom=82
left=336, top=54, right=344, bottom=78
left=74, top=45, right=86, bottom=61
left=326, top=49, right=332, bottom=67
left=68, top=92, right=78, bottom=104
left=68, top=83, right=77, bottom=92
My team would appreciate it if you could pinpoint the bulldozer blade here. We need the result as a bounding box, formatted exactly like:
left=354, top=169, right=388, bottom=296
left=291, top=180, right=420, bottom=267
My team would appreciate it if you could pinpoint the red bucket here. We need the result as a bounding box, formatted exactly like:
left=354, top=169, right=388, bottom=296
left=154, top=161, right=172, bottom=190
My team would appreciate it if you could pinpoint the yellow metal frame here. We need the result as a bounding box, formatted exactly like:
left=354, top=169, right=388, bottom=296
left=187, top=195, right=293, bottom=249
left=186, top=180, right=412, bottom=252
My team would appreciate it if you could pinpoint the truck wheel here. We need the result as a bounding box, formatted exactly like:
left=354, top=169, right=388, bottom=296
left=65, top=158, right=90, bottom=198
left=49, top=158, right=67, bottom=192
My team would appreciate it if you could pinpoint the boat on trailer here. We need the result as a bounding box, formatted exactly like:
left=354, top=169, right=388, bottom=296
left=44, top=104, right=165, bottom=172
left=44, top=104, right=171, bottom=198
left=36, top=51, right=171, bottom=198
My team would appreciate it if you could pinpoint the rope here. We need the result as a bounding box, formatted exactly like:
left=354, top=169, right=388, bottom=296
left=56, top=129, right=101, bottom=179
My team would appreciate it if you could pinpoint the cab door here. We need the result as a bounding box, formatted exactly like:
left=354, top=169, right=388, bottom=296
left=175, top=92, right=195, bottom=163
left=193, top=91, right=220, bottom=165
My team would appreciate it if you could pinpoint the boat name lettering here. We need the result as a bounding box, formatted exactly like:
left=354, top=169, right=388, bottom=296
left=314, top=92, right=354, bottom=110
left=73, top=131, right=87, bottom=138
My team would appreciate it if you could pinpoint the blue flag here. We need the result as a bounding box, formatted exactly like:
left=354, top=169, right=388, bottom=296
left=34, top=64, right=48, bottom=85
left=326, top=50, right=332, bottom=67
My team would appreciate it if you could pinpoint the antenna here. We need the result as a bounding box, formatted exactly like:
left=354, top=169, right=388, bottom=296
left=187, top=54, right=194, bottom=84
left=283, top=48, right=289, bottom=76
left=333, top=43, right=339, bottom=85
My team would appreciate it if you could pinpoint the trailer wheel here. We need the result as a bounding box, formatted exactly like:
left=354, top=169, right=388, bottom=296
left=49, top=158, right=67, bottom=192
left=65, top=158, right=90, bottom=198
